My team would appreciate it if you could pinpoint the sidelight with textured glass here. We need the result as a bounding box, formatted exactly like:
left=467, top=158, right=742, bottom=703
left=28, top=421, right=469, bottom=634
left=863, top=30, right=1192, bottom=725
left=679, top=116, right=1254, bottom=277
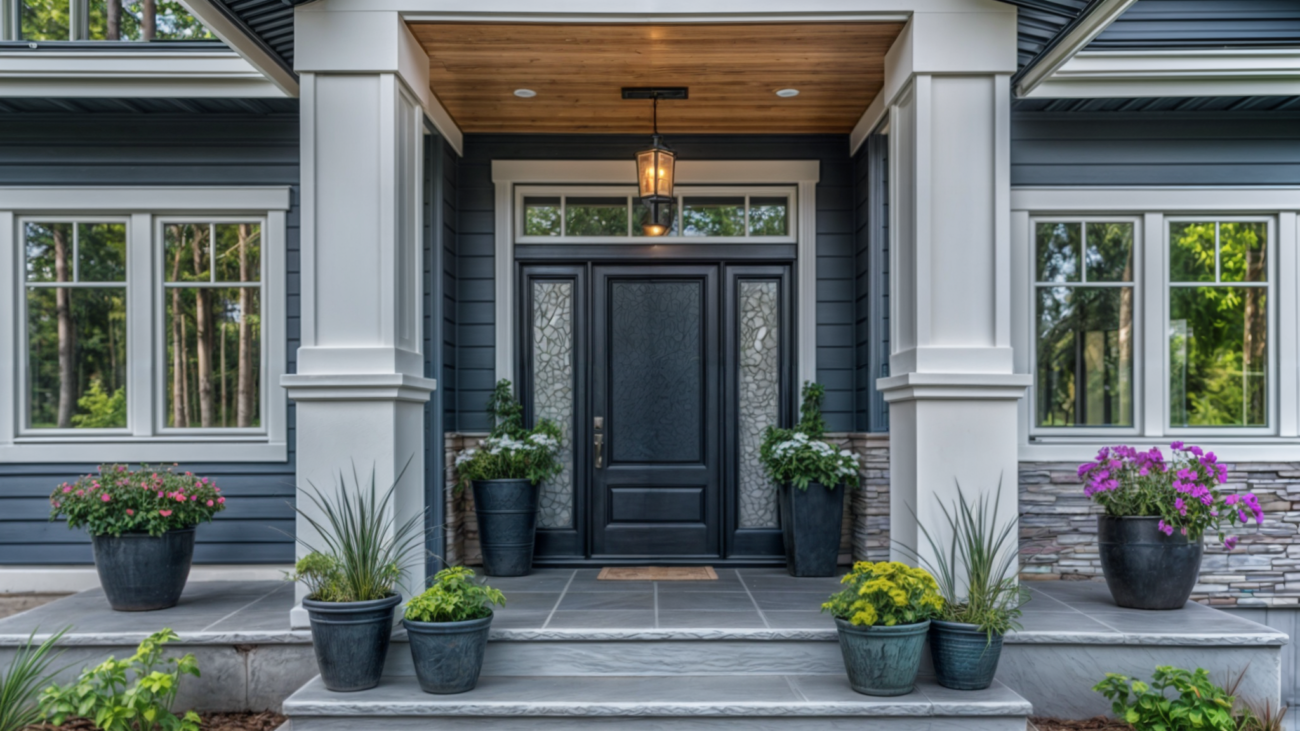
left=163, top=222, right=262, bottom=429
left=1034, top=221, right=1135, bottom=428
left=1169, top=220, right=1269, bottom=428
left=25, top=221, right=128, bottom=429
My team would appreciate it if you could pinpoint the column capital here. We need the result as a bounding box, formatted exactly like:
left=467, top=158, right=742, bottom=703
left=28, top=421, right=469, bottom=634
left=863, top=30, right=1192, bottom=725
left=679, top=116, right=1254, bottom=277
left=877, top=372, right=1031, bottom=403
left=281, top=373, right=437, bottom=403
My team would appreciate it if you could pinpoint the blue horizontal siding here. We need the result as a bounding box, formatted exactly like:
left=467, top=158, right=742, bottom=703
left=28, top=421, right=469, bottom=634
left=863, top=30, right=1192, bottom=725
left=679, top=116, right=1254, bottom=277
left=0, top=106, right=300, bottom=565
left=1011, top=112, right=1300, bottom=186
left=456, top=134, right=861, bottom=433
left=1092, top=0, right=1300, bottom=49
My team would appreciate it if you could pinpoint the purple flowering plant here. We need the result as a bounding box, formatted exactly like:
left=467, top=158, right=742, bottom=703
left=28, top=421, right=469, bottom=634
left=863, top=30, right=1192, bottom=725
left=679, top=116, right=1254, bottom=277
left=1078, top=443, right=1263, bottom=547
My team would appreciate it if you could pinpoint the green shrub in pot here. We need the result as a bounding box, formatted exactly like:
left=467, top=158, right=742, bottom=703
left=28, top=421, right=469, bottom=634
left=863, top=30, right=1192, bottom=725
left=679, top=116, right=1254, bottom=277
left=403, top=566, right=506, bottom=694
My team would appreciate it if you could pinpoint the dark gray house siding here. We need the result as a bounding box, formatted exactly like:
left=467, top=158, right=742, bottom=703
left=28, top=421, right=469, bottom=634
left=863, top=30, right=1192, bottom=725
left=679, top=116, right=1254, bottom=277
left=0, top=104, right=299, bottom=565
left=1011, top=112, right=1300, bottom=186
left=853, top=134, right=889, bottom=434
left=452, top=134, right=861, bottom=434
left=1091, top=0, right=1300, bottom=49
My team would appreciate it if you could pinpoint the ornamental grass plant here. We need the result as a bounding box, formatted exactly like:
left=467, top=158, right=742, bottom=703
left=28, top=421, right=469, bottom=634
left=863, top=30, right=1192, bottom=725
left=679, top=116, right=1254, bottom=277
left=1079, top=443, right=1262, bottom=546
left=907, top=485, right=1027, bottom=638
left=0, top=628, right=67, bottom=731
left=49, top=465, right=226, bottom=537
left=288, top=463, right=425, bottom=603
left=405, top=566, right=506, bottom=623
left=760, top=382, right=861, bottom=491
left=454, top=380, right=564, bottom=490
left=822, top=561, right=945, bottom=627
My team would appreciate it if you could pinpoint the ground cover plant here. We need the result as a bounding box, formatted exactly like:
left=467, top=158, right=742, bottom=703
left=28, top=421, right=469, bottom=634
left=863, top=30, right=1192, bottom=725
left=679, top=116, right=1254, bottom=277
left=1, top=629, right=67, bottom=731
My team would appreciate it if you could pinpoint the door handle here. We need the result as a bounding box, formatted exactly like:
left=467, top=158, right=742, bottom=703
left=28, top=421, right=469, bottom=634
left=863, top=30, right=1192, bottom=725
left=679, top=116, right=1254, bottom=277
left=594, top=416, right=604, bottom=469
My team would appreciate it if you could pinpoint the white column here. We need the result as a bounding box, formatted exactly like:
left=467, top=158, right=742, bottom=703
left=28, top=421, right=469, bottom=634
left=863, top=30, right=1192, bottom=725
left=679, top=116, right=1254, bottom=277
left=875, top=11, right=1029, bottom=577
left=282, top=14, right=436, bottom=627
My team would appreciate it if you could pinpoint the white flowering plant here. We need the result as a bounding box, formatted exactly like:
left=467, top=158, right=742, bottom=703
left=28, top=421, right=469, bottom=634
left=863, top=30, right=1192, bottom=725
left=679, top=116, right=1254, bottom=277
left=455, top=380, right=564, bottom=490
left=759, top=382, right=861, bottom=491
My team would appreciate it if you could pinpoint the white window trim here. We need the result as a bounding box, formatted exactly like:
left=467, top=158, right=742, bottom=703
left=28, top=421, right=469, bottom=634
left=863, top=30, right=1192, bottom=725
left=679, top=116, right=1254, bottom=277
left=1012, top=187, right=1300, bottom=462
left=492, top=159, right=820, bottom=388
left=514, top=184, right=798, bottom=244
left=0, top=186, right=291, bottom=463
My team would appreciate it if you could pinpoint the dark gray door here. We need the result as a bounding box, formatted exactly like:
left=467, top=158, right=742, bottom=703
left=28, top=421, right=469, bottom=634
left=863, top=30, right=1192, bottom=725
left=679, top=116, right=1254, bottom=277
left=591, top=265, right=721, bottom=558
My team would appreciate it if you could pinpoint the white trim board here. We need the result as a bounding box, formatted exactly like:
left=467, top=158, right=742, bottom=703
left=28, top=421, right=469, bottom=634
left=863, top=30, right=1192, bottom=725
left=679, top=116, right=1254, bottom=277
left=1013, top=0, right=1138, bottom=98
left=0, top=565, right=294, bottom=594
left=0, top=50, right=288, bottom=98
left=1025, top=49, right=1300, bottom=99
left=491, top=159, right=821, bottom=387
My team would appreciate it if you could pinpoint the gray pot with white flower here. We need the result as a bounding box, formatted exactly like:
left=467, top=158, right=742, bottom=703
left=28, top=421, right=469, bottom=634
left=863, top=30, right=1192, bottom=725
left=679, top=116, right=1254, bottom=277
left=456, top=380, right=565, bottom=577
left=760, top=383, right=861, bottom=577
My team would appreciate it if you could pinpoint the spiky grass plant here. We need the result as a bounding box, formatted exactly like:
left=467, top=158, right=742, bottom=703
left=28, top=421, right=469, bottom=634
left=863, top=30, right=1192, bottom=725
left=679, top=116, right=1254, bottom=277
left=906, top=484, right=1027, bottom=639
left=1, top=628, right=68, bottom=731
left=289, top=462, right=426, bottom=603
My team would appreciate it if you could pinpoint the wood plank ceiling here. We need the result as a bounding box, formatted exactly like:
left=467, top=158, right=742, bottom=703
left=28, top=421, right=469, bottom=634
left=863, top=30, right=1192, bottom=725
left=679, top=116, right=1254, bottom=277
left=409, top=22, right=906, bottom=134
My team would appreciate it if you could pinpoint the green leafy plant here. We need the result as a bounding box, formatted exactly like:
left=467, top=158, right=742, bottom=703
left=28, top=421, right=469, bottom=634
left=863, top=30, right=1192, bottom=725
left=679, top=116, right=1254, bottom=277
left=454, top=380, right=564, bottom=491
left=1094, top=666, right=1236, bottom=731
left=759, top=382, right=860, bottom=491
left=905, top=484, right=1027, bottom=639
left=404, top=566, right=506, bottom=623
left=38, top=628, right=201, bottom=731
left=1, top=628, right=68, bottom=731
left=821, top=561, right=945, bottom=627
left=287, top=462, right=425, bottom=603
left=49, top=465, right=226, bottom=538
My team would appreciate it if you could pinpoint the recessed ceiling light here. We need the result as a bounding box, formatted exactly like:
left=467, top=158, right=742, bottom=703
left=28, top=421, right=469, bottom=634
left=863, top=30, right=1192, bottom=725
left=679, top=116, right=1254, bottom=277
left=514, top=89, right=537, bottom=98
left=775, top=88, right=800, bottom=98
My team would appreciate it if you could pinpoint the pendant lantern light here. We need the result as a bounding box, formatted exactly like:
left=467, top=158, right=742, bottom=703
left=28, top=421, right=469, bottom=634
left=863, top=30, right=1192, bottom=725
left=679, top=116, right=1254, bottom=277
left=624, top=87, right=686, bottom=237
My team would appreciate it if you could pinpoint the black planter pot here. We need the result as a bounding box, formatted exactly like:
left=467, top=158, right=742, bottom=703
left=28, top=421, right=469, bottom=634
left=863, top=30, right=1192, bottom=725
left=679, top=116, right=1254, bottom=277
left=778, top=481, right=845, bottom=577
left=303, top=593, right=402, bottom=692
left=1098, top=515, right=1204, bottom=610
left=403, top=613, right=493, bottom=694
left=473, top=479, right=539, bottom=577
left=91, top=527, right=196, bottom=611
left=929, top=620, right=1004, bottom=691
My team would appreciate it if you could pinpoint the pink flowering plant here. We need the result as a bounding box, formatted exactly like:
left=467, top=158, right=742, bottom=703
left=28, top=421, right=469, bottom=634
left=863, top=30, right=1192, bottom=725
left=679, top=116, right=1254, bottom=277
left=48, top=464, right=226, bottom=537
left=1079, top=443, right=1263, bottom=547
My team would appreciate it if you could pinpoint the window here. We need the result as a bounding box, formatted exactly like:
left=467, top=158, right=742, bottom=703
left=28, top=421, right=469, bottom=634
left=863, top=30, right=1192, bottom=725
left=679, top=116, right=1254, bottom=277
left=6, top=0, right=217, bottom=42
left=1015, top=187, right=1293, bottom=452
left=516, top=186, right=796, bottom=243
left=0, top=187, right=289, bottom=462
left=1168, top=219, right=1270, bottom=429
left=1034, top=220, right=1136, bottom=429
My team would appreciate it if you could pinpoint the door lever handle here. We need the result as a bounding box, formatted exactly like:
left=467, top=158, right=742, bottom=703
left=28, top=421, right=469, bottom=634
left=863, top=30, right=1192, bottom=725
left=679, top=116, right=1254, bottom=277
left=594, top=433, right=604, bottom=469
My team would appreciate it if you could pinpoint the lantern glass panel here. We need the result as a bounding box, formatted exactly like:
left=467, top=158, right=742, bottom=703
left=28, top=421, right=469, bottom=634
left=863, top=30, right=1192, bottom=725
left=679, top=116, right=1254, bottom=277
left=637, top=148, right=675, bottom=201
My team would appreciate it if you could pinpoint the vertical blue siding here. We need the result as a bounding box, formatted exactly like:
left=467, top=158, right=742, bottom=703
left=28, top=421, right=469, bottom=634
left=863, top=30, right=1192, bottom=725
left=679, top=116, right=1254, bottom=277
left=1011, top=112, right=1300, bottom=186
left=853, top=134, right=889, bottom=433
left=453, top=134, right=858, bottom=433
left=0, top=108, right=299, bottom=565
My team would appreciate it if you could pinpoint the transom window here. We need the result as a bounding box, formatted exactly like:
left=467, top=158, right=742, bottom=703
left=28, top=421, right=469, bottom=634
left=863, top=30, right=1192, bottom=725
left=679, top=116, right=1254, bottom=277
left=515, top=186, right=797, bottom=243
left=0, top=187, right=288, bottom=463
left=1028, top=211, right=1277, bottom=438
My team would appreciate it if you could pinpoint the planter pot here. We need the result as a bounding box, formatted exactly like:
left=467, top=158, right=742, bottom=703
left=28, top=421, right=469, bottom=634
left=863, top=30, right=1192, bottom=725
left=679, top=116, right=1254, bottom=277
left=834, top=618, right=930, bottom=696
left=473, top=479, right=539, bottom=577
left=929, top=620, right=1004, bottom=691
left=91, top=527, right=196, bottom=611
left=403, top=613, right=493, bottom=694
left=778, top=481, right=845, bottom=577
left=303, top=593, right=402, bottom=692
left=1098, top=515, right=1204, bottom=610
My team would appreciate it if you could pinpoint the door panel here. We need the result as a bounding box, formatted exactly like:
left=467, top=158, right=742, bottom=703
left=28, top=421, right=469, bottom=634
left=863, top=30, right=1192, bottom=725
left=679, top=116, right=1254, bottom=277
left=593, top=265, right=721, bottom=558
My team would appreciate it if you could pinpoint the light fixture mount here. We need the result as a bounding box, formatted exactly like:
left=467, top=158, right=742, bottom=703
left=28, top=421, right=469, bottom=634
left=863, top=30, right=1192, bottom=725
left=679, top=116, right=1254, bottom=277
left=621, top=87, right=689, bottom=100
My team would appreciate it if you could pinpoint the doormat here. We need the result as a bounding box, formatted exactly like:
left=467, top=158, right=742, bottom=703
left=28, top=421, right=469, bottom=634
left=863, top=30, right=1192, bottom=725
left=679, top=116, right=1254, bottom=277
left=597, top=566, right=718, bottom=581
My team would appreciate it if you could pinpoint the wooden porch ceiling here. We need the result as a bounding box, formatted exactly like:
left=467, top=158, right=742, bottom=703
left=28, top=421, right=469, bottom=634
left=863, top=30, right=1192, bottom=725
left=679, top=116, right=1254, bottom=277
left=408, top=22, right=906, bottom=135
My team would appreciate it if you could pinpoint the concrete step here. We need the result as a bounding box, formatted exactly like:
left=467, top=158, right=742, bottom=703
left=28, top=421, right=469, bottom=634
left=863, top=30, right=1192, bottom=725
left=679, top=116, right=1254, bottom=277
left=283, top=674, right=1033, bottom=731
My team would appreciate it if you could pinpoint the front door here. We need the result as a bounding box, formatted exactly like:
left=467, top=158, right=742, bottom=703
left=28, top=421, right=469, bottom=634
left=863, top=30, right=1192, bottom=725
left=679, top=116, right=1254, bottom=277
left=591, top=265, right=722, bottom=558
left=519, top=261, right=791, bottom=563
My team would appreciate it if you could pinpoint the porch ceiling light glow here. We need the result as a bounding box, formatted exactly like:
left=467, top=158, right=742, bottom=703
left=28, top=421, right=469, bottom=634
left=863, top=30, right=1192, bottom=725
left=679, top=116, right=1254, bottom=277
left=624, top=87, right=686, bottom=237
left=775, top=88, right=800, bottom=97
left=514, top=89, right=537, bottom=98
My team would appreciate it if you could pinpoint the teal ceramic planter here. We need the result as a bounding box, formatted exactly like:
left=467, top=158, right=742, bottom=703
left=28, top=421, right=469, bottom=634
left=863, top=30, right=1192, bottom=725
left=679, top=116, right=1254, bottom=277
left=929, top=620, right=1004, bottom=690
left=834, top=618, right=930, bottom=696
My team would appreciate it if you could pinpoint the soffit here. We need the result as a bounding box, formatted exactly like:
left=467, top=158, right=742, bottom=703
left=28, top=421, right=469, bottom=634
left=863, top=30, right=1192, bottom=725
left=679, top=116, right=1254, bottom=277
left=409, top=22, right=905, bottom=135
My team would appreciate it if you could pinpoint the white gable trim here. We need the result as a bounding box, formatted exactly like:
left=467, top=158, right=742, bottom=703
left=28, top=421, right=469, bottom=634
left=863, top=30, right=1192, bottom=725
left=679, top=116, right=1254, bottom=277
left=1024, top=49, right=1300, bottom=99
left=1014, top=0, right=1138, bottom=98
left=0, top=50, right=288, bottom=98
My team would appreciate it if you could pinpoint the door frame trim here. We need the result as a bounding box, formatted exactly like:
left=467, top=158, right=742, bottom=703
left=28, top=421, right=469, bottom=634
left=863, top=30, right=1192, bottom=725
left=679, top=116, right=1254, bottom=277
left=492, top=159, right=820, bottom=389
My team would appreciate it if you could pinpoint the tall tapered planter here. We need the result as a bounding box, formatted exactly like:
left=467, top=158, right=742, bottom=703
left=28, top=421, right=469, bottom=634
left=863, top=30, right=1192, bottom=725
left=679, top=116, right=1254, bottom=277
left=1098, top=515, right=1203, bottom=610
left=473, top=479, right=539, bottom=577
left=779, top=481, right=844, bottom=577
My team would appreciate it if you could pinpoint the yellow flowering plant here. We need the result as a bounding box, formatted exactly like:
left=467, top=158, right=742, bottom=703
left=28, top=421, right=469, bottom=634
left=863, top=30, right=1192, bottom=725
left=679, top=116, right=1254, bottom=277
left=821, top=561, right=945, bottom=627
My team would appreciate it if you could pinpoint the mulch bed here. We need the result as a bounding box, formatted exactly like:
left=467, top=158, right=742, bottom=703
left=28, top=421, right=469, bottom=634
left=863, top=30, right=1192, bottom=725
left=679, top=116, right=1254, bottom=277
left=24, top=711, right=287, bottom=731
left=1032, top=717, right=1133, bottom=731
